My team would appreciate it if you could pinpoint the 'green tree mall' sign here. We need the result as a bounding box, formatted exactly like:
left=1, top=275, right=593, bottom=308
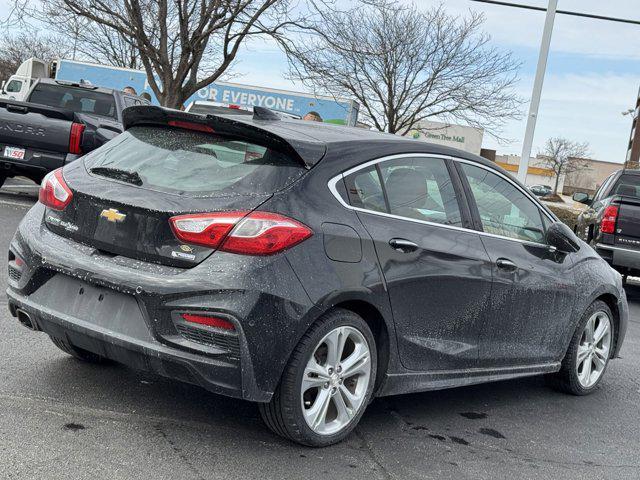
left=412, top=130, right=466, bottom=144
left=406, top=120, right=485, bottom=155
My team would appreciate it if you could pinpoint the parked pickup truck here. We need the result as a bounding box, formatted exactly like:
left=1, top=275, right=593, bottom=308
left=0, top=78, right=148, bottom=187
left=574, top=169, right=640, bottom=280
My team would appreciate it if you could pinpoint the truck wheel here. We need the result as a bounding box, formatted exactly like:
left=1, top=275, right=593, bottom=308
left=547, top=300, right=614, bottom=395
left=49, top=335, right=108, bottom=364
left=0, top=174, right=6, bottom=189
left=259, top=309, right=377, bottom=447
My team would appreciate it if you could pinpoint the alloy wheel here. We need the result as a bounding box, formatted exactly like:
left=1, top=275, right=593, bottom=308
left=576, top=310, right=612, bottom=388
left=301, top=326, right=372, bottom=435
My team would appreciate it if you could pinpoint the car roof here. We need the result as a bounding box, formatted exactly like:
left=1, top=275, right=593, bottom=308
left=122, top=105, right=507, bottom=175
left=220, top=112, right=504, bottom=171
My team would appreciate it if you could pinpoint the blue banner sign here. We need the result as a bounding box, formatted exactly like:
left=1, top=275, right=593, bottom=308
left=55, top=60, right=359, bottom=125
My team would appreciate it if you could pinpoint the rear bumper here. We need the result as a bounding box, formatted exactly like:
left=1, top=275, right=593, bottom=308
left=6, top=203, right=318, bottom=402
left=0, top=150, right=75, bottom=180
left=596, top=243, right=640, bottom=273
left=7, top=287, right=248, bottom=399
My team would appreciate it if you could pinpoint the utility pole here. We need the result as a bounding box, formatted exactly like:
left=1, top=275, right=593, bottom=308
left=517, top=0, right=557, bottom=183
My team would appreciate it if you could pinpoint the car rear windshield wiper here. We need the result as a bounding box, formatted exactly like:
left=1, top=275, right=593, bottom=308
left=90, top=167, right=143, bottom=186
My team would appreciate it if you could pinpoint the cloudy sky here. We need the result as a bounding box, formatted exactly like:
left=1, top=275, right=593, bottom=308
left=234, top=0, right=640, bottom=163
left=2, top=0, right=639, bottom=162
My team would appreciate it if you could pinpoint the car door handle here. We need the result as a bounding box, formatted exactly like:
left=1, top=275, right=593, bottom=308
left=389, top=238, right=418, bottom=253
left=496, top=258, right=517, bottom=271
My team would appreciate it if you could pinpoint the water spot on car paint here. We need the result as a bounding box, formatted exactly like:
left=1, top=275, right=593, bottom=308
left=479, top=428, right=506, bottom=439
left=450, top=436, right=470, bottom=446
left=63, top=422, right=85, bottom=431
left=429, top=434, right=446, bottom=441
left=460, top=411, right=487, bottom=420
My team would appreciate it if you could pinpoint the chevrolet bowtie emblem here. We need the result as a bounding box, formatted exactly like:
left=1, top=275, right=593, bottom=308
left=100, top=208, right=126, bottom=223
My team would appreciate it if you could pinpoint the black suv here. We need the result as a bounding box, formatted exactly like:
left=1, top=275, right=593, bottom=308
left=6, top=106, right=627, bottom=446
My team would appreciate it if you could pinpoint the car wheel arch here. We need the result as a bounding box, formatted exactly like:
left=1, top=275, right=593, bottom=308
left=562, top=289, right=621, bottom=363
left=277, top=296, right=394, bottom=398
left=595, top=293, right=621, bottom=358
left=329, top=299, right=391, bottom=394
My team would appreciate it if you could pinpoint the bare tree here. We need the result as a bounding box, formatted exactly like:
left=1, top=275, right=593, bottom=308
left=539, top=137, right=590, bottom=195
left=0, top=32, right=72, bottom=83
left=56, top=15, right=143, bottom=68
left=17, top=0, right=299, bottom=108
left=277, top=0, right=521, bottom=137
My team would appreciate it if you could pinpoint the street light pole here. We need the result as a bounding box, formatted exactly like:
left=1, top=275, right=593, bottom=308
left=517, top=0, right=558, bottom=183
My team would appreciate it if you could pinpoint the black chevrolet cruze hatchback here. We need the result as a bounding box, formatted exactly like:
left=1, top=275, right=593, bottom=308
left=7, top=106, right=628, bottom=446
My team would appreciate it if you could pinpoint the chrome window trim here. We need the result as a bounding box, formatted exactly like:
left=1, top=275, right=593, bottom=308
left=327, top=152, right=554, bottom=249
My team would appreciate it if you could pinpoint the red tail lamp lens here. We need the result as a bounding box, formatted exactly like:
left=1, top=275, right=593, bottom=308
left=69, top=122, right=85, bottom=155
left=169, top=211, right=313, bottom=255
left=601, top=205, right=618, bottom=234
left=170, top=212, right=246, bottom=250
left=181, top=313, right=235, bottom=331
left=39, top=168, right=73, bottom=211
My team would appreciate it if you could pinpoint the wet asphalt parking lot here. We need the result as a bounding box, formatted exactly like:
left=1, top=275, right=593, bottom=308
left=1, top=178, right=639, bottom=480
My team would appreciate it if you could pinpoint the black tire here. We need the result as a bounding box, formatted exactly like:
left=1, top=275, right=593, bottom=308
left=259, top=308, right=377, bottom=447
left=547, top=300, right=614, bottom=395
left=0, top=173, right=6, bottom=189
left=49, top=335, right=108, bottom=364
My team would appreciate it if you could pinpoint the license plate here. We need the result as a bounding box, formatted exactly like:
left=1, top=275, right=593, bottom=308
left=3, top=146, right=26, bottom=160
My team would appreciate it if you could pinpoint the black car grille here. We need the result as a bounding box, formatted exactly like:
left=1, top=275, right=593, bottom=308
left=8, top=266, right=21, bottom=282
left=175, top=324, right=241, bottom=359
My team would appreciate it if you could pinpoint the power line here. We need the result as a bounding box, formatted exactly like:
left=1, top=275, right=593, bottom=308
left=470, top=0, right=640, bottom=26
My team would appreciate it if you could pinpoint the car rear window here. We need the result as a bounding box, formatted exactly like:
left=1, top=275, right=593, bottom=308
left=82, top=126, right=306, bottom=197
left=28, top=83, right=117, bottom=119
left=612, top=175, right=640, bottom=198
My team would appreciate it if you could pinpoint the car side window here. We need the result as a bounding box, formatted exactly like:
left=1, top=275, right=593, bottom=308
left=593, top=173, right=616, bottom=203
left=344, top=165, right=386, bottom=213
left=6, top=80, right=22, bottom=93
left=378, top=157, right=462, bottom=226
left=461, top=163, right=546, bottom=243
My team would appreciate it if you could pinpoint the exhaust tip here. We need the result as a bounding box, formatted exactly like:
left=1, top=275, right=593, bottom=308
left=16, top=308, right=38, bottom=331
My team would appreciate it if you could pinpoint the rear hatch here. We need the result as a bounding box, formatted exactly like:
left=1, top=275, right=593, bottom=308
left=44, top=124, right=309, bottom=267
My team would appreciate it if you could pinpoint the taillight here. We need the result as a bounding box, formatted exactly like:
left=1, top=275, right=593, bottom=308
left=181, top=313, right=235, bottom=331
left=222, top=212, right=313, bottom=255
left=169, top=211, right=313, bottom=256
left=69, top=122, right=85, bottom=155
left=601, top=205, right=619, bottom=234
left=39, top=168, right=73, bottom=211
left=170, top=212, right=246, bottom=250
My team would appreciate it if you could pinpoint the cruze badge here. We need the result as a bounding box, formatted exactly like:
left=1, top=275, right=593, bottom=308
left=100, top=208, right=126, bottom=223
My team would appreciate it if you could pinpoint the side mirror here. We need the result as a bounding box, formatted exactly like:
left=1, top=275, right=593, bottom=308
left=546, top=222, right=580, bottom=253
left=572, top=191, right=591, bottom=205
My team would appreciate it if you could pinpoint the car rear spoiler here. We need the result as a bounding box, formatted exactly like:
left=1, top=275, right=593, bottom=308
left=122, top=105, right=326, bottom=168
